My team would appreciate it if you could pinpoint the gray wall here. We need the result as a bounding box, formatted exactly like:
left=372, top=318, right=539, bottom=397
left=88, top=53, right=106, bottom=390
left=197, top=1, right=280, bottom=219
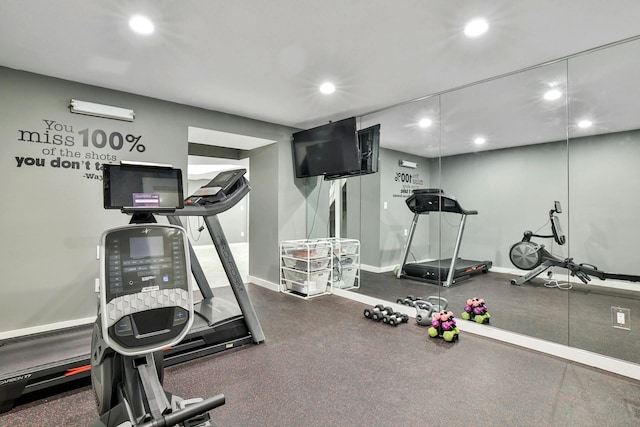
left=247, top=135, right=307, bottom=285
left=308, top=147, right=432, bottom=270
left=248, top=144, right=280, bottom=283
left=430, top=131, right=640, bottom=275
left=568, top=130, right=640, bottom=273
left=357, top=172, right=380, bottom=267
left=0, top=66, right=302, bottom=332
left=277, top=137, right=308, bottom=244
left=305, top=177, right=331, bottom=239
left=327, top=128, right=640, bottom=277
left=377, top=148, right=431, bottom=269
left=0, top=67, right=188, bottom=331
left=433, top=140, right=568, bottom=268
left=186, top=138, right=307, bottom=286
left=345, top=176, right=363, bottom=241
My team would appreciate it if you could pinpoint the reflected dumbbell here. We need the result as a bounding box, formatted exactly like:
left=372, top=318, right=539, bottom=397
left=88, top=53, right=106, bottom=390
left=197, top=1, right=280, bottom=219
left=395, top=295, right=424, bottom=307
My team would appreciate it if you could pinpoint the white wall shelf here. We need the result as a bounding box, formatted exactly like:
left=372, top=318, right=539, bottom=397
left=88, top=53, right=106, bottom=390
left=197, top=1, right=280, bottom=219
left=326, top=238, right=360, bottom=290
left=280, top=240, right=333, bottom=299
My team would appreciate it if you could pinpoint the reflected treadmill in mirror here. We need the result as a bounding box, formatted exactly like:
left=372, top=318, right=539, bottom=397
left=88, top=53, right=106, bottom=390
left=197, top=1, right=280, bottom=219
left=398, top=189, right=492, bottom=287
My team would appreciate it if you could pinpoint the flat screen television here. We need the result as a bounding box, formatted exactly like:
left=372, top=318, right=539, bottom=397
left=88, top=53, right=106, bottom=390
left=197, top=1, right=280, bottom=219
left=358, top=123, right=380, bottom=175
left=324, top=123, right=380, bottom=180
left=292, top=117, right=360, bottom=179
left=103, top=162, right=184, bottom=210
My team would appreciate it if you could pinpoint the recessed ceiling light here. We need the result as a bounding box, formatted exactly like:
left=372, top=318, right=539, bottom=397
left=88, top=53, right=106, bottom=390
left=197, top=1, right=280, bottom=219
left=578, top=120, right=593, bottom=128
left=464, top=18, right=489, bottom=38
left=544, top=89, right=562, bottom=101
left=419, top=118, right=432, bottom=128
left=474, top=137, right=486, bottom=145
left=319, top=82, right=336, bottom=95
left=129, top=15, right=154, bottom=35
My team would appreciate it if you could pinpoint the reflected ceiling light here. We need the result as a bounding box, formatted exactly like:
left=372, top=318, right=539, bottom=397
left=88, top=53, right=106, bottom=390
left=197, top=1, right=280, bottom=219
left=464, top=18, right=489, bottom=37
left=544, top=89, right=562, bottom=101
left=129, top=15, right=154, bottom=35
left=319, top=82, right=336, bottom=94
left=474, top=137, right=486, bottom=145
left=578, top=119, right=593, bottom=128
left=418, top=118, right=432, bottom=128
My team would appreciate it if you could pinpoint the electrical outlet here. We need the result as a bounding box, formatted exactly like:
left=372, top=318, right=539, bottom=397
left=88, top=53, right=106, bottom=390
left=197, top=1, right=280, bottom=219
left=404, top=229, right=408, bottom=236
left=612, top=307, right=631, bottom=330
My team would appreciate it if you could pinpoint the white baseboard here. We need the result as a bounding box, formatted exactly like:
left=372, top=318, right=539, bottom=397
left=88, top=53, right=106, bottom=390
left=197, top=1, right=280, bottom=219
left=0, top=316, right=95, bottom=340
left=487, top=265, right=519, bottom=274
left=247, top=275, right=279, bottom=292
left=361, top=264, right=389, bottom=273
left=458, top=318, right=640, bottom=380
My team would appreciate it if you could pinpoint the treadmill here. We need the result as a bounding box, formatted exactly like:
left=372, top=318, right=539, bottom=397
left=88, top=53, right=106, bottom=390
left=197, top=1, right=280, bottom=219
left=397, top=189, right=492, bottom=287
left=0, top=163, right=264, bottom=413
left=164, top=167, right=265, bottom=364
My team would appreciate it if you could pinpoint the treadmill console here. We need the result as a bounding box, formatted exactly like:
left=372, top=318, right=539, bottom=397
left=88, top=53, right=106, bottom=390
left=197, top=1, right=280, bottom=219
left=99, top=224, right=193, bottom=356
left=185, top=168, right=247, bottom=205
left=406, top=189, right=476, bottom=215
left=406, top=189, right=458, bottom=214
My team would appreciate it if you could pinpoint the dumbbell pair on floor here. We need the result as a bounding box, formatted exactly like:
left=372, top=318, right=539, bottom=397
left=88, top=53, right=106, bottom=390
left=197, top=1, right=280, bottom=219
left=363, top=304, right=409, bottom=326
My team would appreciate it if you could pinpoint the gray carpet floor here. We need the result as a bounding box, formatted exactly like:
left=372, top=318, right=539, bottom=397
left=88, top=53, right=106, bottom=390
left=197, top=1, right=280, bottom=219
left=2, top=284, right=640, bottom=426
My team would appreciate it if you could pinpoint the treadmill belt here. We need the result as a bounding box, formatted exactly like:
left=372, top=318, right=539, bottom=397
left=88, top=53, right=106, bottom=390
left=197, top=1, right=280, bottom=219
left=0, top=325, right=92, bottom=377
left=403, top=258, right=492, bottom=281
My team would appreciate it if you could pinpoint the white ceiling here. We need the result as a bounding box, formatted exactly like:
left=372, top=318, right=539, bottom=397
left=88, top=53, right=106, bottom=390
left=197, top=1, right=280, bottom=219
left=188, top=127, right=277, bottom=150
left=187, top=155, right=249, bottom=181
left=360, top=40, right=640, bottom=157
left=1, top=1, right=639, bottom=157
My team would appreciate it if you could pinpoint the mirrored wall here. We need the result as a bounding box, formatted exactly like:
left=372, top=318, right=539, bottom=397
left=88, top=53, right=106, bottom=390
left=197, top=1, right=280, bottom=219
left=436, top=59, right=570, bottom=345
left=304, top=36, right=640, bottom=365
left=566, top=38, right=640, bottom=361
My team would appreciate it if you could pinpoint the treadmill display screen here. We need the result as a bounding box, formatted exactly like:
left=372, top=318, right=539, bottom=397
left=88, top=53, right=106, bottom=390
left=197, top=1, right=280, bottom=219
left=103, top=163, right=184, bottom=210
left=104, top=227, right=188, bottom=301
left=209, top=170, right=237, bottom=186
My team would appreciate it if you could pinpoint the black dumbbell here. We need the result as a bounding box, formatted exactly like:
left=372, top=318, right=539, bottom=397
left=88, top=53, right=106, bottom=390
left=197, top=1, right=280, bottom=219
left=364, top=304, right=393, bottom=320
left=372, top=306, right=395, bottom=321
left=382, top=312, right=409, bottom=326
